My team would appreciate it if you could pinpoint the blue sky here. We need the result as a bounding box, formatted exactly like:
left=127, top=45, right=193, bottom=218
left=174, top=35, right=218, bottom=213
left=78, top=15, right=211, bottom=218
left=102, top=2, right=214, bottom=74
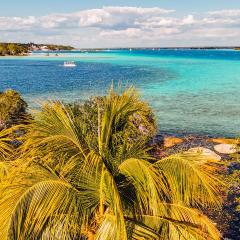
left=1, top=0, right=240, bottom=16
left=1, top=1, right=240, bottom=47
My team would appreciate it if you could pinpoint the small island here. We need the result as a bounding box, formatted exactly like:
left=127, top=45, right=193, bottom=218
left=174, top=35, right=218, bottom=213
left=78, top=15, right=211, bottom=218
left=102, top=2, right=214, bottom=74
left=0, top=42, right=75, bottom=56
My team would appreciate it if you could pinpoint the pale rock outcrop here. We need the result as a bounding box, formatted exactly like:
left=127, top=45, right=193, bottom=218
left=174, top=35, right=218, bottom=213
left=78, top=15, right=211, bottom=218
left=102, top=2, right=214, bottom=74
left=187, top=147, right=221, bottom=161
left=214, top=144, right=237, bottom=154
left=164, top=137, right=183, bottom=148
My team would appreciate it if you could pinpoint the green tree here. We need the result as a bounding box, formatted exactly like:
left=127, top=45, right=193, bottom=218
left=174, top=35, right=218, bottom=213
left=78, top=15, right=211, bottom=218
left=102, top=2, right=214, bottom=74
left=0, top=89, right=28, bottom=129
left=0, top=45, right=7, bottom=56
left=68, top=91, right=157, bottom=147
left=7, top=44, right=17, bottom=55
left=0, top=87, right=223, bottom=239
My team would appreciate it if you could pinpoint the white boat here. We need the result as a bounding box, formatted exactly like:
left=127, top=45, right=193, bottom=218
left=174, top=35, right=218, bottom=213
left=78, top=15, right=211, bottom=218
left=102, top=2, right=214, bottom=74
left=64, top=61, right=76, bottom=67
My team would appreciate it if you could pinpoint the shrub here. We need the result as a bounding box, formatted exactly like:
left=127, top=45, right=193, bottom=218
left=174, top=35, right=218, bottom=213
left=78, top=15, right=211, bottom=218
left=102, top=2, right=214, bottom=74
left=0, top=89, right=28, bottom=129
left=67, top=88, right=157, bottom=148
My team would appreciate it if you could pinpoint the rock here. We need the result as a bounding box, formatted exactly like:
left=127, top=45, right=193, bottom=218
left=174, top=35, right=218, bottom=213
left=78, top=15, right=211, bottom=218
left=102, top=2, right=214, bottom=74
left=153, top=135, right=164, bottom=145
left=187, top=147, right=221, bottom=161
left=214, top=144, right=237, bottom=154
left=0, top=119, right=6, bottom=130
left=156, top=150, right=168, bottom=158
left=164, top=137, right=183, bottom=148
left=209, top=138, right=238, bottom=145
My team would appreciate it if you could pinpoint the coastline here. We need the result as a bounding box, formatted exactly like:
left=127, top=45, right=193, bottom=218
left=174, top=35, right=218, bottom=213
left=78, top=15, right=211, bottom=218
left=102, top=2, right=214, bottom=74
left=152, top=133, right=239, bottom=239
left=0, top=47, right=239, bottom=58
left=153, top=133, right=237, bottom=155
left=0, top=54, right=115, bottom=59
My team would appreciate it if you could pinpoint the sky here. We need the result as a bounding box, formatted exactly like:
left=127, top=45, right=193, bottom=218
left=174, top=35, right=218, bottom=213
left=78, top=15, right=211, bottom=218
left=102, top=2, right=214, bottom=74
left=1, top=0, right=240, bottom=48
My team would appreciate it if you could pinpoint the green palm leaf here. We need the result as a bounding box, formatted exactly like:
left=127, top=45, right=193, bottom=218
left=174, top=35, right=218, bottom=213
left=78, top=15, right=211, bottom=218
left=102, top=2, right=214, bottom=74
left=155, top=152, right=223, bottom=208
left=0, top=128, right=14, bottom=160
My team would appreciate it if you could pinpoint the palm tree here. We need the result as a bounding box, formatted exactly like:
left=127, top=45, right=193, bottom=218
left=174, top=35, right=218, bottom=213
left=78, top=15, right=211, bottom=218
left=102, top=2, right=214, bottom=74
left=0, top=127, right=16, bottom=180
left=0, top=86, right=223, bottom=239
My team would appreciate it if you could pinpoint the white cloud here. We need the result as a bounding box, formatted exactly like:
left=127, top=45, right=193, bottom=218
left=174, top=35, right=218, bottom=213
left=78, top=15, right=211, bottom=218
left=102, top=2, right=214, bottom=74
left=208, top=9, right=240, bottom=17
left=0, top=16, right=37, bottom=30
left=203, top=17, right=236, bottom=25
left=0, top=6, right=175, bottom=31
left=0, top=7, right=240, bottom=47
left=100, top=28, right=142, bottom=38
left=182, top=15, right=195, bottom=25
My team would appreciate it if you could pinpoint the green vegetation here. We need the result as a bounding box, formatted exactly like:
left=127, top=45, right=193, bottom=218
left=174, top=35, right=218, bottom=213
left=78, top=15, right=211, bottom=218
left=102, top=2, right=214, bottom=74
left=0, top=89, right=28, bottom=129
left=0, top=86, right=224, bottom=239
left=0, top=42, right=75, bottom=56
left=0, top=43, right=28, bottom=56
left=68, top=92, right=157, bottom=145
left=45, top=44, right=75, bottom=51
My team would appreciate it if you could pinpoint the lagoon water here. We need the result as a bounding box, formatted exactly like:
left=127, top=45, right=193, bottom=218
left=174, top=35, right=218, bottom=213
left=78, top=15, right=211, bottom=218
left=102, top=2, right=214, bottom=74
left=0, top=49, right=240, bottom=137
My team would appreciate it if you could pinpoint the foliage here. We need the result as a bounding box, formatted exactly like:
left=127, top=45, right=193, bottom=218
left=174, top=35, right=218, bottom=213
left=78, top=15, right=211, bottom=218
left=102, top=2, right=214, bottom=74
left=0, top=89, right=28, bottom=129
left=0, top=42, right=74, bottom=56
left=0, top=43, right=28, bottom=56
left=0, top=128, right=14, bottom=160
left=68, top=88, right=157, bottom=148
left=0, top=86, right=224, bottom=239
left=44, top=44, right=74, bottom=51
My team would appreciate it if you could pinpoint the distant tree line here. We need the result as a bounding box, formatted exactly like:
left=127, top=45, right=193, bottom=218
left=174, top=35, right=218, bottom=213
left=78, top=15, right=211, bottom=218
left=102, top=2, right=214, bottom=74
left=44, top=44, right=74, bottom=51
left=0, top=43, right=28, bottom=56
left=0, top=42, right=75, bottom=56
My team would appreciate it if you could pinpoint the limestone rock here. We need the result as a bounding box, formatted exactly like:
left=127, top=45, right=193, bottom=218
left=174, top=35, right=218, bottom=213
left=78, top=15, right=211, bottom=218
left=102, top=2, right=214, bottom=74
left=164, top=137, right=183, bottom=148
left=214, top=144, right=237, bottom=154
left=209, top=138, right=237, bottom=144
left=187, top=147, right=221, bottom=161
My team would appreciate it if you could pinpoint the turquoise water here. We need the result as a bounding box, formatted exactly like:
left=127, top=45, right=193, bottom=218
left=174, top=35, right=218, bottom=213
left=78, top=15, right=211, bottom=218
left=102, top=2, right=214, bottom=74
left=0, top=49, right=240, bottom=137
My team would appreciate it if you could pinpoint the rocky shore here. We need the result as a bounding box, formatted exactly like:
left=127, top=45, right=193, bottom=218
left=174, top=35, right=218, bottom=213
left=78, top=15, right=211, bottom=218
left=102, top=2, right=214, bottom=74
left=153, top=134, right=237, bottom=158
left=153, top=134, right=240, bottom=240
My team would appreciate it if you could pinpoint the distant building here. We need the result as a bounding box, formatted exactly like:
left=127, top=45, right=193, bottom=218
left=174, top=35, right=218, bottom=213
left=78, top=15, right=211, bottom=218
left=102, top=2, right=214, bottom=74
left=30, top=44, right=39, bottom=51
left=40, top=45, right=49, bottom=51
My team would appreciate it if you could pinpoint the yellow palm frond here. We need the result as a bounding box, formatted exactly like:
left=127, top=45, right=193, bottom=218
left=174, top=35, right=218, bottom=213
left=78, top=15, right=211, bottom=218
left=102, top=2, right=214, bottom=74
left=0, top=128, right=14, bottom=159
left=0, top=162, right=90, bottom=240
left=155, top=152, right=223, bottom=208
left=119, top=158, right=169, bottom=216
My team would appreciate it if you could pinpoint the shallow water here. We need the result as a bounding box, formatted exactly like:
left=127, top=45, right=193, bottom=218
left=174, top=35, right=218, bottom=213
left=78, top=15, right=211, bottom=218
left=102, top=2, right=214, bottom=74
left=0, top=49, right=240, bottom=137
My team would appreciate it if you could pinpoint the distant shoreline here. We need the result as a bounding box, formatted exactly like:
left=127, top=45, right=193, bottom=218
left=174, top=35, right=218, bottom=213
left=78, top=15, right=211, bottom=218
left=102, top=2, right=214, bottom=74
left=0, top=42, right=75, bottom=57
left=0, top=47, right=239, bottom=58
left=0, top=54, right=114, bottom=59
left=76, top=47, right=240, bottom=51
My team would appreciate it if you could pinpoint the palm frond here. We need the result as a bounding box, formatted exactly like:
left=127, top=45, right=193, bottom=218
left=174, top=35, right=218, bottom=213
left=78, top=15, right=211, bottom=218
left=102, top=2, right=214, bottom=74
left=119, top=158, right=169, bottom=216
left=22, top=102, right=89, bottom=158
left=0, top=161, right=9, bottom=181
left=0, top=127, right=14, bottom=159
left=101, top=168, right=128, bottom=240
left=125, top=202, right=221, bottom=240
left=140, top=204, right=221, bottom=240
left=155, top=152, right=223, bottom=208
left=0, top=162, right=89, bottom=240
